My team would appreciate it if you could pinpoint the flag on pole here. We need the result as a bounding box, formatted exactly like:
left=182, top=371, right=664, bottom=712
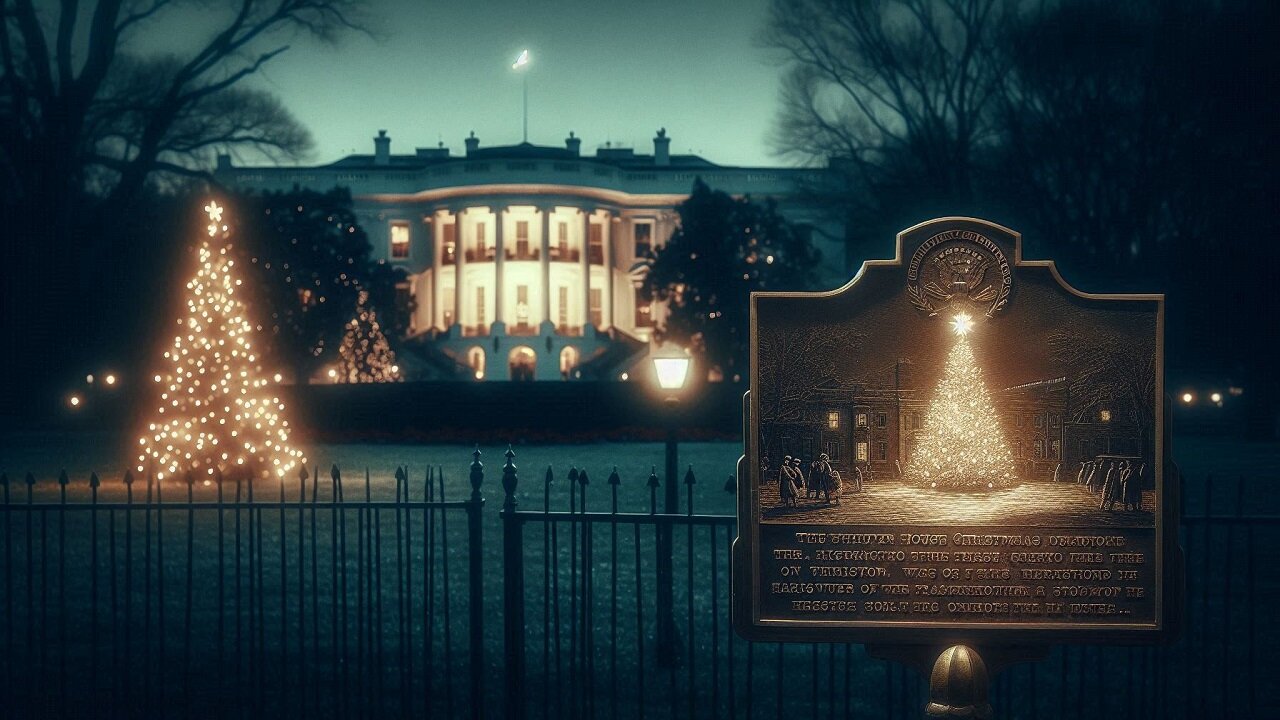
left=512, top=49, right=529, bottom=70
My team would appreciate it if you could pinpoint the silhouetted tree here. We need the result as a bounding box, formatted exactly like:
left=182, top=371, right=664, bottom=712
left=234, top=187, right=411, bottom=384
left=0, top=0, right=366, bottom=414
left=762, top=0, right=1008, bottom=263
left=641, top=179, right=820, bottom=379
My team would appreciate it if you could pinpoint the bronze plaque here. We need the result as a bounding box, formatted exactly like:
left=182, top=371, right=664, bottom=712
left=733, top=217, right=1180, bottom=644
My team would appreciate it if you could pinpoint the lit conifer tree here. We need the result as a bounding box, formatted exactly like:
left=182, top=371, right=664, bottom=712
left=906, top=313, right=1017, bottom=490
left=137, top=201, right=305, bottom=481
left=334, top=290, right=402, bottom=383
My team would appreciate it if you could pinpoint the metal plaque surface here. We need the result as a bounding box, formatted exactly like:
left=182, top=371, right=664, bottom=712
left=733, top=217, right=1180, bottom=644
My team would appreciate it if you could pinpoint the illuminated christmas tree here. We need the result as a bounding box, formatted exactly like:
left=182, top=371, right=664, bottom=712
left=906, top=313, right=1017, bottom=491
left=333, top=290, right=402, bottom=383
left=137, top=201, right=305, bottom=481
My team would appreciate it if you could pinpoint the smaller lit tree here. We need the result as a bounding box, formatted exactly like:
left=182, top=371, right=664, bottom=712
left=334, top=290, right=402, bottom=383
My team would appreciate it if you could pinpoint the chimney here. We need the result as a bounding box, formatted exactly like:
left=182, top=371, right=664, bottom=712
left=565, top=131, right=581, bottom=156
left=216, top=153, right=232, bottom=171
left=465, top=131, right=480, bottom=156
left=653, top=127, right=670, bottom=166
left=374, top=130, right=390, bottom=165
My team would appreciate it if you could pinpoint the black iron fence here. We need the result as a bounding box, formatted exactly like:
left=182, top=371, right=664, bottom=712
left=0, top=462, right=483, bottom=719
left=0, top=452, right=1274, bottom=719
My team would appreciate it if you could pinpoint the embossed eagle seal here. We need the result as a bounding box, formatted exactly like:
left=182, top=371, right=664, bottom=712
left=906, top=230, right=1012, bottom=318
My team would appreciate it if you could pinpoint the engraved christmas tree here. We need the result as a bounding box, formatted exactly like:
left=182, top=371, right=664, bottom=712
left=334, top=290, right=402, bottom=383
left=906, top=313, right=1017, bottom=491
left=136, top=201, right=305, bottom=482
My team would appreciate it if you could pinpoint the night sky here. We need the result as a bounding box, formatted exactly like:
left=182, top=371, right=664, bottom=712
left=134, top=0, right=784, bottom=167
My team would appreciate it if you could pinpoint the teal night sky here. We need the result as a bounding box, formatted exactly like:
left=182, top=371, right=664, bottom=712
left=134, top=0, right=786, bottom=167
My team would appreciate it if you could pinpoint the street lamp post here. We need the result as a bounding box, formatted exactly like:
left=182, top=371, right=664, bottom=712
left=652, top=353, right=690, bottom=665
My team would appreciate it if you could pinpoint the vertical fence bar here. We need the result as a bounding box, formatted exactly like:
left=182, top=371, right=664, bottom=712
left=543, top=465, right=553, bottom=720
left=89, top=473, right=100, bottom=703
left=423, top=467, right=434, bottom=715
left=278, top=470, right=289, bottom=718
left=1, top=473, right=8, bottom=708
left=608, top=467, right=620, bottom=720
left=502, top=448, right=525, bottom=720
left=580, top=469, right=594, bottom=720
left=23, top=473, right=33, bottom=716
left=568, top=466, right=579, bottom=720
left=394, top=467, right=407, bottom=719
left=185, top=472, right=195, bottom=714
left=333, top=465, right=345, bottom=719
left=441, top=466, right=457, bottom=719
left=685, top=466, right=696, bottom=720
left=157, top=471, right=167, bottom=712
left=298, top=467, right=309, bottom=718
left=217, top=469, right=226, bottom=713
left=57, top=471, right=68, bottom=714
left=468, top=448, right=486, bottom=720
left=311, top=465, right=320, bottom=718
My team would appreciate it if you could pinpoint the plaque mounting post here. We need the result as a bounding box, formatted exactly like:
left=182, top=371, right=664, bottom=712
left=867, top=643, right=1046, bottom=720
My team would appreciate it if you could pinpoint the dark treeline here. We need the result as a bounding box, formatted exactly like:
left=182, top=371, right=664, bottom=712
left=766, top=0, right=1279, bottom=436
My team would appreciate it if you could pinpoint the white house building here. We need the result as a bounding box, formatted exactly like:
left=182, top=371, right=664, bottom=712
left=215, top=129, right=839, bottom=381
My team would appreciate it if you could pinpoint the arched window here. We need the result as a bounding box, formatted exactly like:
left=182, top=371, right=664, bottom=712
left=468, top=347, right=485, bottom=380
left=509, top=346, right=537, bottom=381
left=559, top=346, right=580, bottom=379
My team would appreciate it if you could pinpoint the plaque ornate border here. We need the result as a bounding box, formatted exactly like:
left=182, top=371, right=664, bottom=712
left=733, top=217, right=1182, bottom=646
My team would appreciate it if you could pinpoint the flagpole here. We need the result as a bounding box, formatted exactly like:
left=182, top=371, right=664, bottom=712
left=522, top=72, right=528, bottom=143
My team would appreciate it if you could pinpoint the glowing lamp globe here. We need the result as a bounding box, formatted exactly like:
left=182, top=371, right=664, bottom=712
left=653, top=357, right=691, bottom=391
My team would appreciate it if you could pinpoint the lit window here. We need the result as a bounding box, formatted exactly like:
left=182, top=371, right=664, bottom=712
left=390, top=222, right=410, bottom=259
left=559, top=346, right=579, bottom=378
left=827, top=411, right=840, bottom=430
left=516, top=285, right=530, bottom=327
left=1050, top=439, right=1061, bottom=460
left=516, top=220, right=530, bottom=257
left=634, top=221, right=653, bottom=258
left=475, top=286, right=486, bottom=328
left=1034, top=439, right=1044, bottom=459
left=443, top=223, right=457, bottom=263
left=558, top=286, right=570, bottom=328
left=1099, top=409, right=1112, bottom=422
left=856, top=442, right=868, bottom=462
left=856, top=413, right=868, bottom=428
left=589, top=223, right=604, bottom=264
left=589, top=288, right=602, bottom=328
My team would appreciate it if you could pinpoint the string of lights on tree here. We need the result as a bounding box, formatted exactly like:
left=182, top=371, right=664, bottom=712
left=906, top=313, right=1018, bottom=491
left=332, top=289, right=402, bottom=383
left=136, top=201, right=305, bottom=481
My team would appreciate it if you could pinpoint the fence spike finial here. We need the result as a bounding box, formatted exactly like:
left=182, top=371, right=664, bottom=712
left=89, top=472, right=100, bottom=489
left=579, top=469, right=590, bottom=487
left=300, top=465, right=310, bottom=482
left=470, top=447, right=484, bottom=497
left=568, top=467, right=579, bottom=484
left=502, top=447, right=518, bottom=509
left=608, top=466, right=621, bottom=486
left=544, top=465, right=554, bottom=485
left=57, top=470, right=69, bottom=486
left=684, top=464, right=696, bottom=486
left=185, top=470, right=195, bottom=487
left=724, top=474, right=736, bottom=494
left=123, top=469, right=134, bottom=486
left=25, top=472, right=35, bottom=487
left=330, top=464, right=340, bottom=481
left=647, top=466, right=660, bottom=489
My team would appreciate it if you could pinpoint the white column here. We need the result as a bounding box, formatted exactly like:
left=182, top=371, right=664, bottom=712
left=580, top=208, right=592, bottom=332
left=432, top=209, right=444, bottom=330
left=540, top=205, right=552, bottom=329
left=604, top=210, right=616, bottom=330
left=454, top=208, right=466, bottom=332
left=493, top=205, right=506, bottom=330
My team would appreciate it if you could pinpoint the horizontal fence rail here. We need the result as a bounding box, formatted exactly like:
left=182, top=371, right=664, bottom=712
left=0, top=452, right=1274, bottom=719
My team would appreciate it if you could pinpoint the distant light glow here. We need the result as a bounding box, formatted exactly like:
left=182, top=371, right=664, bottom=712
left=620, top=372, right=629, bottom=381
left=1181, top=392, right=1194, bottom=404
left=512, top=49, right=529, bottom=70
left=86, top=374, right=94, bottom=384
left=950, top=313, right=974, bottom=337
left=104, top=374, right=117, bottom=386
left=1210, top=392, right=1222, bottom=404
left=69, top=394, right=81, bottom=408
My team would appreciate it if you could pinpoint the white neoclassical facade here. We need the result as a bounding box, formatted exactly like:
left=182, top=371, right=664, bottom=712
left=216, top=129, right=839, bottom=381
